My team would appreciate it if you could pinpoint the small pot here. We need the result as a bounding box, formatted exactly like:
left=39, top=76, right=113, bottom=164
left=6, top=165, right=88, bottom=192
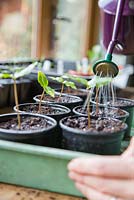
left=14, top=103, right=71, bottom=122
left=0, top=79, right=10, bottom=107
left=56, top=88, right=88, bottom=101
left=60, top=115, right=127, bottom=155
left=91, top=97, right=134, bottom=139
left=0, top=113, right=58, bottom=147
left=14, top=103, right=71, bottom=147
left=33, top=92, right=83, bottom=110
left=73, top=105, right=129, bottom=122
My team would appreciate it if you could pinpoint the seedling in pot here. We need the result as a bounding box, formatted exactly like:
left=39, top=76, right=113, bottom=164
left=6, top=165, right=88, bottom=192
left=0, top=62, right=38, bottom=129
left=68, top=75, right=112, bottom=128
left=37, top=71, right=55, bottom=113
left=50, top=76, right=77, bottom=98
left=87, top=76, right=112, bottom=115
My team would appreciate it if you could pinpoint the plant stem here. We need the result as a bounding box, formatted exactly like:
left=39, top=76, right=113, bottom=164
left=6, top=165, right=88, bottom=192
left=38, top=90, right=45, bottom=113
left=95, top=87, right=99, bottom=115
left=58, top=83, right=64, bottom=101
left=60, top=83, right=64, bottom=96
left=67, top=86, right=71, bottom=93
left=13, top=79, right=21, bottom=129
left=87, top=91, right=90, bottom=129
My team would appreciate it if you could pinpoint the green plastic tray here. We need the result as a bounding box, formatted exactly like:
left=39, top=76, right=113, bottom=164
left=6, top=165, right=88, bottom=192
left=0, top=135, right=132, bottom=197
left=0, top=140, right=92, bottom=197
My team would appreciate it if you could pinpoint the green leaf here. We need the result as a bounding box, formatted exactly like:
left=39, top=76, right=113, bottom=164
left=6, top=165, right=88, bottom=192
left=67, top=74, right=88, bottom=86
left=0, top=73, right=12, bottom=79
left=45, top=86, right=55, bottom=98
left=38, top=71, right=48, bottom=89
left=63, top=80, right=77, bottom=89
left=50, top=76, right=64, bottom=83
left=87, top=76, right=112, bottom=89
left=14, top=61, right=38, bottom=79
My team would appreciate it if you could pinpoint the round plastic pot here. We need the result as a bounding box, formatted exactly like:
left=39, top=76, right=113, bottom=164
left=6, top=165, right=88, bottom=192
left=91, top=97, right=134, bottom=139
left=33, top=93, right=83, bottom=111
left=0, top=113, right=58, bottom=147
left=60, top=116, right=127, bottom=155
left=73, top=105, right=129, bottom=122
left=14, top=103, right=71, bottom=122
left=14, top=103, right=71, bottom=147
left=55, top=88, right=88, bottom=101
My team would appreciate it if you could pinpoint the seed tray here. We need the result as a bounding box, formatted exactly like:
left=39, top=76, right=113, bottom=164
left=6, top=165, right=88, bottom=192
left=0, top=138, right=131, bottom=197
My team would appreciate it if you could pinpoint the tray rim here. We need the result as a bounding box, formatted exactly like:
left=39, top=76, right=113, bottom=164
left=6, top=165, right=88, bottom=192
left=0, top=140, right=93, bottom=160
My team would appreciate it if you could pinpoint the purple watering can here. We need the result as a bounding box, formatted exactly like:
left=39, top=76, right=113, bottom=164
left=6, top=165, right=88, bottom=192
left=93, top=0, right=134, bottom=77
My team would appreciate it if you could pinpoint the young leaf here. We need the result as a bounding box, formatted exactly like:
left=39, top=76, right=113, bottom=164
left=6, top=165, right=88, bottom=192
left=50, top=76, right=64, bottom=83
left=64, top=74, right=88, bottom=86
left=38, top=71, right=48, bottom=89
left=87, top=76, right=112, bottom=89
left=0, top=73, right=12, bottom=79
left=45, top=86, right=55, bottom=98
left=63, top=80, right=77, bottom=89
left=14, top=61, right=38, bottom=79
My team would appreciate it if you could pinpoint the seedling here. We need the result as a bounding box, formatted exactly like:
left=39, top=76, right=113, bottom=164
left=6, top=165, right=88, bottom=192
left=50, top=76, right=77, bottom=97
left=63, top=74, right=88, bottom=88
left=37, top=71, right=55, bottom=113
left=65, top=74, right=112, bottom=128
left=0, top=62, right=38, bottom=129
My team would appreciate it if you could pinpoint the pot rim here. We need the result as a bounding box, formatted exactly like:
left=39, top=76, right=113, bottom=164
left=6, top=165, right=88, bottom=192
left=91, top=97, right=134, bottom=108
left=73, top=105, right=129, bottom=119
left=13, top=102, right=71, bottom=116
left=33, top=92, right=83, bottom=105
left=60, top=115, right=128, bottom=136
left=0, top=113, right=57, bottom=135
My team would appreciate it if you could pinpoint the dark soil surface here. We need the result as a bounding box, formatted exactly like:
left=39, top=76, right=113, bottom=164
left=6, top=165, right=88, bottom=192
left=20, top=104, right=66, bottom=115
left=41, top=94, right=80, bottom=103
left=0, top=116, right=51, bottom=131
left=108, top=99, right=134, bottom=107
left=76, top=106, right=126, bottom=117
left=62, top=116, right=126, bottom=133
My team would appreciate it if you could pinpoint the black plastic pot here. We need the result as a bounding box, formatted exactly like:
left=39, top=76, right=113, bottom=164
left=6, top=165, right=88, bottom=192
left=0, top=79, right=11, bottom=107
left=0, top=84, right=9, bottom=108
left=33, top=93, right=83, bottom=110
left=55, top=88, right=88, bottom=101
left=0, top=113, right=58, bottom=147
left=14, top=103, right=71, bottom=147
left=91, top=97, right=134, bottom=139
left=13, top=103, right=71, bottom=122
left=60, top=115, right=127, bottom=155
left=73, top=105, right=129, bottom=122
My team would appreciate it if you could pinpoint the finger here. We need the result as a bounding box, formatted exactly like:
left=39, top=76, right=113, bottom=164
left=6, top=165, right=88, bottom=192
left=123, top=137, right=134, bottom=157
left=69, top=171, right=134, bottom=200
left=75, top=182, right=124, bottom=200
left=68, top=157, right=134, bottom=178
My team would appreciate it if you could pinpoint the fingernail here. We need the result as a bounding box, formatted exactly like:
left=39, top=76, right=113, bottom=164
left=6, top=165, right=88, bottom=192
left=67, top=161, right=76, bottom=170
left=68, top=172, right=73, bottom=179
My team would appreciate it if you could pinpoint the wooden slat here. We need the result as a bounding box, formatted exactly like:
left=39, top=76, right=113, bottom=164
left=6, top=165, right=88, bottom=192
left=0, top=183, right=85, bottom=200
left=81, top=0, right=100, bottom=57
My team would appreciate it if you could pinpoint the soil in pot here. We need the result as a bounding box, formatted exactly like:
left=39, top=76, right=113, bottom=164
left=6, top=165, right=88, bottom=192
left=73, top=105, right=129, bottom=122
left=0, top=113, right=58, bottom=147
left=14, top=103, right=71, bottom=147
left=91, top=97, right=134, bottom=139
left=60, top=116, right=127, bottom=155
left=33, top=93, right=83, bottom=110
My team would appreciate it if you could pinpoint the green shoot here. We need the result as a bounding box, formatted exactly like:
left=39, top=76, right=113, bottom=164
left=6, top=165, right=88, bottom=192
left=0, top=62, right=38, bottom=129
left=37, top=71, right=55, bottom=113
left=87, top=76, right=112, bottom=89
left=50, top=76, right=77, bottom=97
left=63, top=74, right=88, bottom=87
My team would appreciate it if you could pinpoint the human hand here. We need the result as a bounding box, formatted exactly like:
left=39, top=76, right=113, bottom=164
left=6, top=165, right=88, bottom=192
left=68, top=137, right=134, bottom=200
